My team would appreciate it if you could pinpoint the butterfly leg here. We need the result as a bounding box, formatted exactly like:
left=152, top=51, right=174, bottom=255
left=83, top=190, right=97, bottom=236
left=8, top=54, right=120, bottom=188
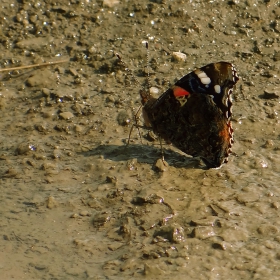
left=158, top=136, right=169, bottom=167
left=126, top=123, right=141, bottom=146
left=126, top=123, right=151, bottom=147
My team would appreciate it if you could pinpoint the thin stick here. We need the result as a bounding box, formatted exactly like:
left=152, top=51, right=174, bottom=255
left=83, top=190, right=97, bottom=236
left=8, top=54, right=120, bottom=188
left=0, top=59, right=69, bottom=72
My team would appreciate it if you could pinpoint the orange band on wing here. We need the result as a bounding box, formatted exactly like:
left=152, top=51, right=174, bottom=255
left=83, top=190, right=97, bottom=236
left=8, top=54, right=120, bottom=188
left=173, top=86, right=190, bottom=97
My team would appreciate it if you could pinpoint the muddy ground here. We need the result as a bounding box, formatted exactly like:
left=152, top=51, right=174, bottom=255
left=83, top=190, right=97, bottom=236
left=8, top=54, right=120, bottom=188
left=0, top=0, right=280, bottom=279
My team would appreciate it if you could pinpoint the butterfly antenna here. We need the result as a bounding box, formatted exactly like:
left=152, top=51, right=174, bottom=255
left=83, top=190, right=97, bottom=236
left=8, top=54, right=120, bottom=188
left=115, top=53, right=143, bottom=89
left=145, top=41, right=151, bottom=96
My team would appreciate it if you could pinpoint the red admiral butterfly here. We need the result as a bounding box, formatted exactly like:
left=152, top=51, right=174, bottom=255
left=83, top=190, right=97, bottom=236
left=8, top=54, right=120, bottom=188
left=118, top=52, right=239, bottom=168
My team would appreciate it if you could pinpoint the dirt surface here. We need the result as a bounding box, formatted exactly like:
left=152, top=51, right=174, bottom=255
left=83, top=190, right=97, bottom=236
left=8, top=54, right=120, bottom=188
left=0, top=0, right=280, bottom=279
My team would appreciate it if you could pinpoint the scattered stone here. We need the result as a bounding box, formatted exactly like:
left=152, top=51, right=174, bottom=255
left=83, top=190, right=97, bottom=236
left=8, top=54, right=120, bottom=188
left=126, top=158, right=138, bottom=171
left=88, top=46, right=97, bottom=54
left=106, top=95, right=115, bottom=103
left=133, top=189, right=164, bottom=205
left=42, top=110, right=55, bottom=119
left=106, top=176, right=117, bottom=184
left=69, top=68, right=79, bottom=76
left=35, top=264, right=48, bottom=271
left=153, top=158, right=169, bottom=172
left=52, top=149, right=61, bottom=159
left=71, top=103, right=84, bottom=115
left=154, top=224, right=185, bottom=243
left=262, top=88, right=280, bottom=99
left=79, top=210, right=90, bottom=216
left=41, top=162, right=57, bottom=170
left=56, top=66, right=65, bottom=74
left=103, top=0, right=120, bottom=8
left=272, top=202, right=280, bottom=209
left=16, top=143, right=35, bottom=155
left=92, top=212, right=111, bottom=227
left=172, top=51, right=187, bottom=62
left=191, top=217, right=218, bottom=227
left=120, top=258, right=136, bottom=271
left=108, top=242, right=123, bottom=251
left=26, top=69, right=57, bottom=87
left=81, top=106, right=95, bottom=116
left=3, top=168, right=19, bottom=178
left=26, top=159, right=36, bottom=167
left=74, top=125, right=83, bottom=133
left=44, top=177, right=54, bottom=184
left=237, top=192, right=259, bottom=203
left=117, top=111, right=131, bottom=126
left=143, top=263, right=165, bottom=276
left=263, top=140, right=274, bottom=148
left=212, top=241, right=232, bottom=250
left=192, top=226, right=216, bottom=239
left=221, top=227, right=249, bottom=242
left=149, top=87, right=160, bottom=95
left=70, top=213, right=79, bottom=218
left=59, top=111, right=74, bottom=120
left=47, top=196, right=58, bottom=209
left=257, top=224, right=278, bottom=236
left=16, top=36, right=54, bottom=51
left=0, top=97, right=6, bottom=110
left=42, top=88, right=51, bottom=97
left=35, top=123, right=48, bottom=132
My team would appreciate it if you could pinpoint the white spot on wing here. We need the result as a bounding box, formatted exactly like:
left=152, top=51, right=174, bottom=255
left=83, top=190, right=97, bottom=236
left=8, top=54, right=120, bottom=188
left=197, top=71, right=208, bottom=78
left=214, top=84, right=221, bottom=93
left=201, top=77, right=211, bottom=85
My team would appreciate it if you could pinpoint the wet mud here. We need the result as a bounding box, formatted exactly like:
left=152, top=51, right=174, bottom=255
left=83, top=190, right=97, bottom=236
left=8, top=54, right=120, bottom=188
left=0, top=0, right=280, bottom=279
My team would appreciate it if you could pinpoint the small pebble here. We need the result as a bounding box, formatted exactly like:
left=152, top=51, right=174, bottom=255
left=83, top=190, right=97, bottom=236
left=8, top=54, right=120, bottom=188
left=70, top=213, right=79, bottom=218
left=59, top=112, right=74, bottom=120
left=144, top=263, right=165, bottom=276
left=69, top=68, right=79, bottom=76
left=154, top=158, right=169, bottom=172
left=16, top=143, right=34, bottom=155
left=47, top=196, right=58, bottom=209
left=42, top=110, right=55, bottom=118
left=263, top=88, right=279, bottom=99
left=117, top=111, right=130, bottom=126
left=103, top=0, right=120, bottom=8
left=172, top=51, right=187, bottom=62
left=79, top=210, right=90, bottom=216
left=149, top=87, right=160, bottom=95
left=192, top=226, right=216, bottom=239
left=74, top=125, right=83, bottom=132
left=42, top=88, right=51, bottom=97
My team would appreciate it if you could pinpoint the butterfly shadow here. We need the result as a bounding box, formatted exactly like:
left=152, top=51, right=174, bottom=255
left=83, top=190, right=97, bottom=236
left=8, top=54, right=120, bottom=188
left=81, top=144, right=203, bottom=169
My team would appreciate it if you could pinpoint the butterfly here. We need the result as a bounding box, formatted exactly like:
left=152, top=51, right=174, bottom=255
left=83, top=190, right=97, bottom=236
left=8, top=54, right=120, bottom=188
left=139, top=61, right=239, bottom=168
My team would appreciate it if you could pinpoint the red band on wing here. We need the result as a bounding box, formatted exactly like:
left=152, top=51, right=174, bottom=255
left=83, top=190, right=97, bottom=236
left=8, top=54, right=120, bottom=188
left=173, top=86, right=190, bottom=97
